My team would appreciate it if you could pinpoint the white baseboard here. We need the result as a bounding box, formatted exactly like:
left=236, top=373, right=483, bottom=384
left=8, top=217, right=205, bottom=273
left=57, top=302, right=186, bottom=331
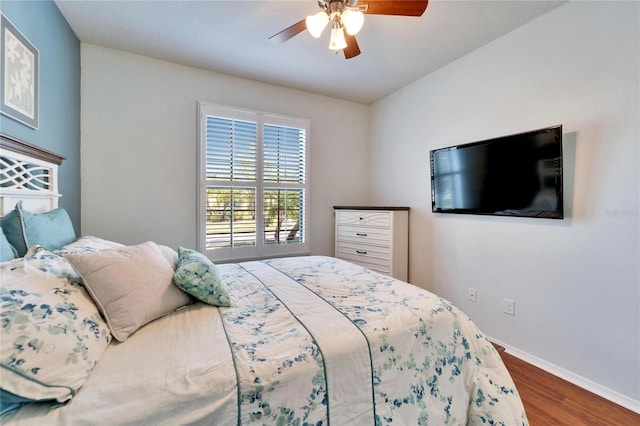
left=489, top=337, right=640, bottom=414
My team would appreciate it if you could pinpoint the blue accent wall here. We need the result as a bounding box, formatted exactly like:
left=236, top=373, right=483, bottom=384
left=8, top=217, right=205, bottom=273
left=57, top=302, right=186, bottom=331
left=0, top=0, right=80, bottom=232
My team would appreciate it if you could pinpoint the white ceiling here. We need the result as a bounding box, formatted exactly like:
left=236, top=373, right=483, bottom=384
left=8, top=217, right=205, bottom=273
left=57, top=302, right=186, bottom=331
left=54, top=0, right=566, bottom=104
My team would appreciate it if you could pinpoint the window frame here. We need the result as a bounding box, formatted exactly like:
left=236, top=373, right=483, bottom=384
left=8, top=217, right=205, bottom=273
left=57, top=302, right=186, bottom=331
left=197, top=101, right=311, bottom=262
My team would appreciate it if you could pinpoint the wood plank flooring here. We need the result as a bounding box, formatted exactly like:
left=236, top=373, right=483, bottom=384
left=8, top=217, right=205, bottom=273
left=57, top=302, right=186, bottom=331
left=499, top=351, right=640, bottom=425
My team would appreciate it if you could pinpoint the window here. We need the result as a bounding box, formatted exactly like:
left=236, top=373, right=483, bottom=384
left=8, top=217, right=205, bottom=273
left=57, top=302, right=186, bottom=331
left=197, top=102, right=310, bottom=261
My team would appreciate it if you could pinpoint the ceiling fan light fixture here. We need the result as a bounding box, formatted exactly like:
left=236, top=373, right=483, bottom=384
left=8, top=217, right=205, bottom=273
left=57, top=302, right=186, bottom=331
left=306, top=11, right=329, bottom=38
left=329, top=26, right=347, bottom=51
left=269, top=0, right=428, bottom=59
left=341, top=9, right=364, bottom=35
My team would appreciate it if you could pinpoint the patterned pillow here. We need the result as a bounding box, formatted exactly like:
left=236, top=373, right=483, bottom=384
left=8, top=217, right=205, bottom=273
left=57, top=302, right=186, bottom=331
left=54, top=235, right=125, bottom=255
left=64, top=242, right=191, bottom=342
left=173, top=247, right=231, bottom=306
left=0, top=247, right=112, bottom=409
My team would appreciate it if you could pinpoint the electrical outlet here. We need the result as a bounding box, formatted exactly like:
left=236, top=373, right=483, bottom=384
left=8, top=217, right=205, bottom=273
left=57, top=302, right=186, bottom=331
left=503, top=298, right=515, bottom=315
left=468, top=288, right=477, bottom=302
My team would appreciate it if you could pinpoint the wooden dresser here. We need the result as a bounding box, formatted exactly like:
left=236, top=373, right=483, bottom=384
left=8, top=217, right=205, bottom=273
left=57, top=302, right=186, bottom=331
left=334, top=206, right=409, bottom=281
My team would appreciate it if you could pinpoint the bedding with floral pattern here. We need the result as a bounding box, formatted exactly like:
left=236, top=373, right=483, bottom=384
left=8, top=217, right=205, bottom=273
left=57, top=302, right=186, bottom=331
left=4, top=241, right=527, bottom=425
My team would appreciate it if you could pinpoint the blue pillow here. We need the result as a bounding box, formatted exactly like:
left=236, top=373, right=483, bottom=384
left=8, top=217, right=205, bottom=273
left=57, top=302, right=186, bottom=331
left=0, top=227, right=17, bottom=261
left=1, top=202, right=76, bottom=257
left=0, top=209, right=26, bottom=256
left=173, top=247, right=231, bottom=306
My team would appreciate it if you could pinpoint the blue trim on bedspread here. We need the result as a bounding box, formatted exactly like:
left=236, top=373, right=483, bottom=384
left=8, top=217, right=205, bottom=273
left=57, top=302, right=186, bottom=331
left=258, top=261, right=378, bottom=424
left=239, top=263, right=332, bottom=425
left=216, top=301, right=243, bottom=426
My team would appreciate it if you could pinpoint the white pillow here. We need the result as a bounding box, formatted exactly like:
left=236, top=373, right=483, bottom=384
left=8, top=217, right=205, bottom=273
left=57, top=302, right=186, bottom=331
left=64, top=242, right=191, bottom=342
left=54, top=235, right=125, bottom=255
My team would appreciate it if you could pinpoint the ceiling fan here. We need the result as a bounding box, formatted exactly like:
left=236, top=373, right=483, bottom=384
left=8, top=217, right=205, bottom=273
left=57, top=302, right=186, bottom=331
left=269, top=0, right=429, bottom=59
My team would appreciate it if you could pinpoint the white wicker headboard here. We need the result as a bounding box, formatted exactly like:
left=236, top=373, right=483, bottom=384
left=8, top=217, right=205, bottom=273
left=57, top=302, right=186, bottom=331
left=0, top=133, right=65, bottom=216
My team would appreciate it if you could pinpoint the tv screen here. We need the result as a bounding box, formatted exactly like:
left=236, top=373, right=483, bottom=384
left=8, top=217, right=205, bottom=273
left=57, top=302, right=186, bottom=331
left=430, top=125, right=563, bottom=219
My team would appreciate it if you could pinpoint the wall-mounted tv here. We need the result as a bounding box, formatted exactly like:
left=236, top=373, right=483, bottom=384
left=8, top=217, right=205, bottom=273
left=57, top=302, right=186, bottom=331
left=430, top=125, right=563, bottom=219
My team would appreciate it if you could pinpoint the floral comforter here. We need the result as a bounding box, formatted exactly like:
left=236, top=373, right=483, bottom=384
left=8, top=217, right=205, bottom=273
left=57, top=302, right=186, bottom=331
left=6, top=255, right=527, bottom=425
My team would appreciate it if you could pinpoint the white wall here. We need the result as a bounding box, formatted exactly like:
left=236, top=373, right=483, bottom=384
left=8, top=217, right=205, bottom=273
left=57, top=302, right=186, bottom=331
left=369, top=1, right=639, bottom=407
left=80, top=45, right=370, bottom=257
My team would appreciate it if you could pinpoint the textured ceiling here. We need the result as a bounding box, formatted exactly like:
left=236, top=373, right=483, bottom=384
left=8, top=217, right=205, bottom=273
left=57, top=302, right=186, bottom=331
left=55, top=0, right=566, bottom=104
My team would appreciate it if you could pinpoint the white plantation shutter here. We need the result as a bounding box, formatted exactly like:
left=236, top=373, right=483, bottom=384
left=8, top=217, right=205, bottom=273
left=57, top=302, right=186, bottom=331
left=263, top=124, right=305, bottom=184
left=206, top=116, right=257, bottom=181
left=263, top=188, right=305, bottom=245
left=198, top=102, right=310, bottom=261
left=204, top=114, right=258, bottom=250
left=262, top=122, right=306, bottom=246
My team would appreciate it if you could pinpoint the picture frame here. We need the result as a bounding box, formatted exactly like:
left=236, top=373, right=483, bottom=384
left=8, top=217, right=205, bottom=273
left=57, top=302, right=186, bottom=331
left=0, top=13, right=39, bottom=129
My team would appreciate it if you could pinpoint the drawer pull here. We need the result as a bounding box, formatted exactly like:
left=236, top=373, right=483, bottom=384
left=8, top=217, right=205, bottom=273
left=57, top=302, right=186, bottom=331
left=356, top=250, right=368, bottom=255
left=356, top=232, right=368, bottom=237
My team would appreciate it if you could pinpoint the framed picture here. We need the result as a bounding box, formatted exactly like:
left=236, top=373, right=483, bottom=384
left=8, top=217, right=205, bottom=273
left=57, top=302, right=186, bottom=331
left=0, top=13, right=39, bottom=129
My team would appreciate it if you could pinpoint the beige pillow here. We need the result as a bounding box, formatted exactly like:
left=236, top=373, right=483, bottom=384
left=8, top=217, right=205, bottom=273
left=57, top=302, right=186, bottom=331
left=157, top=244, right=179, bottom=270
left=65, top=241, right=191, bottom=342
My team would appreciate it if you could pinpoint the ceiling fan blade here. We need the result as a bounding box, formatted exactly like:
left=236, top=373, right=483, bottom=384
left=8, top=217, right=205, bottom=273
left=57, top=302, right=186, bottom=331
left=269, top=19, right=307, bottom=44
left=343, top=34, right=361, bottom=59
left=359, top=0, right=428, bottom=17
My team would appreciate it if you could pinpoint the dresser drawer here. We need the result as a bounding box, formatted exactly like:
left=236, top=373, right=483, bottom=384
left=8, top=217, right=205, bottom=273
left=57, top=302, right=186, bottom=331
left=336, top=210, right=390, bottom=228
left=336, top=225, right=391, bottom=247
left=336, top=241, right=391, bottom=266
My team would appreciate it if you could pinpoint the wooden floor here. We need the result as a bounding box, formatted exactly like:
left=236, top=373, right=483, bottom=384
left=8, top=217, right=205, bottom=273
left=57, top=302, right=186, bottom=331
left=499, top=351, right=640, bottom=425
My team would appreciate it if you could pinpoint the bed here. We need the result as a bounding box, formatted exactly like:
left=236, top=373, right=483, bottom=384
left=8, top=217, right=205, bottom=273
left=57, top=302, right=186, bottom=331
left=0, top=135, right=528, bottom=425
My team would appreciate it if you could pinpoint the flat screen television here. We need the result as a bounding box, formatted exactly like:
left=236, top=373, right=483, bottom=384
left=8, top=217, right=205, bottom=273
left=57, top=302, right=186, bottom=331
left=430, top=125, right=563, bottom=219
